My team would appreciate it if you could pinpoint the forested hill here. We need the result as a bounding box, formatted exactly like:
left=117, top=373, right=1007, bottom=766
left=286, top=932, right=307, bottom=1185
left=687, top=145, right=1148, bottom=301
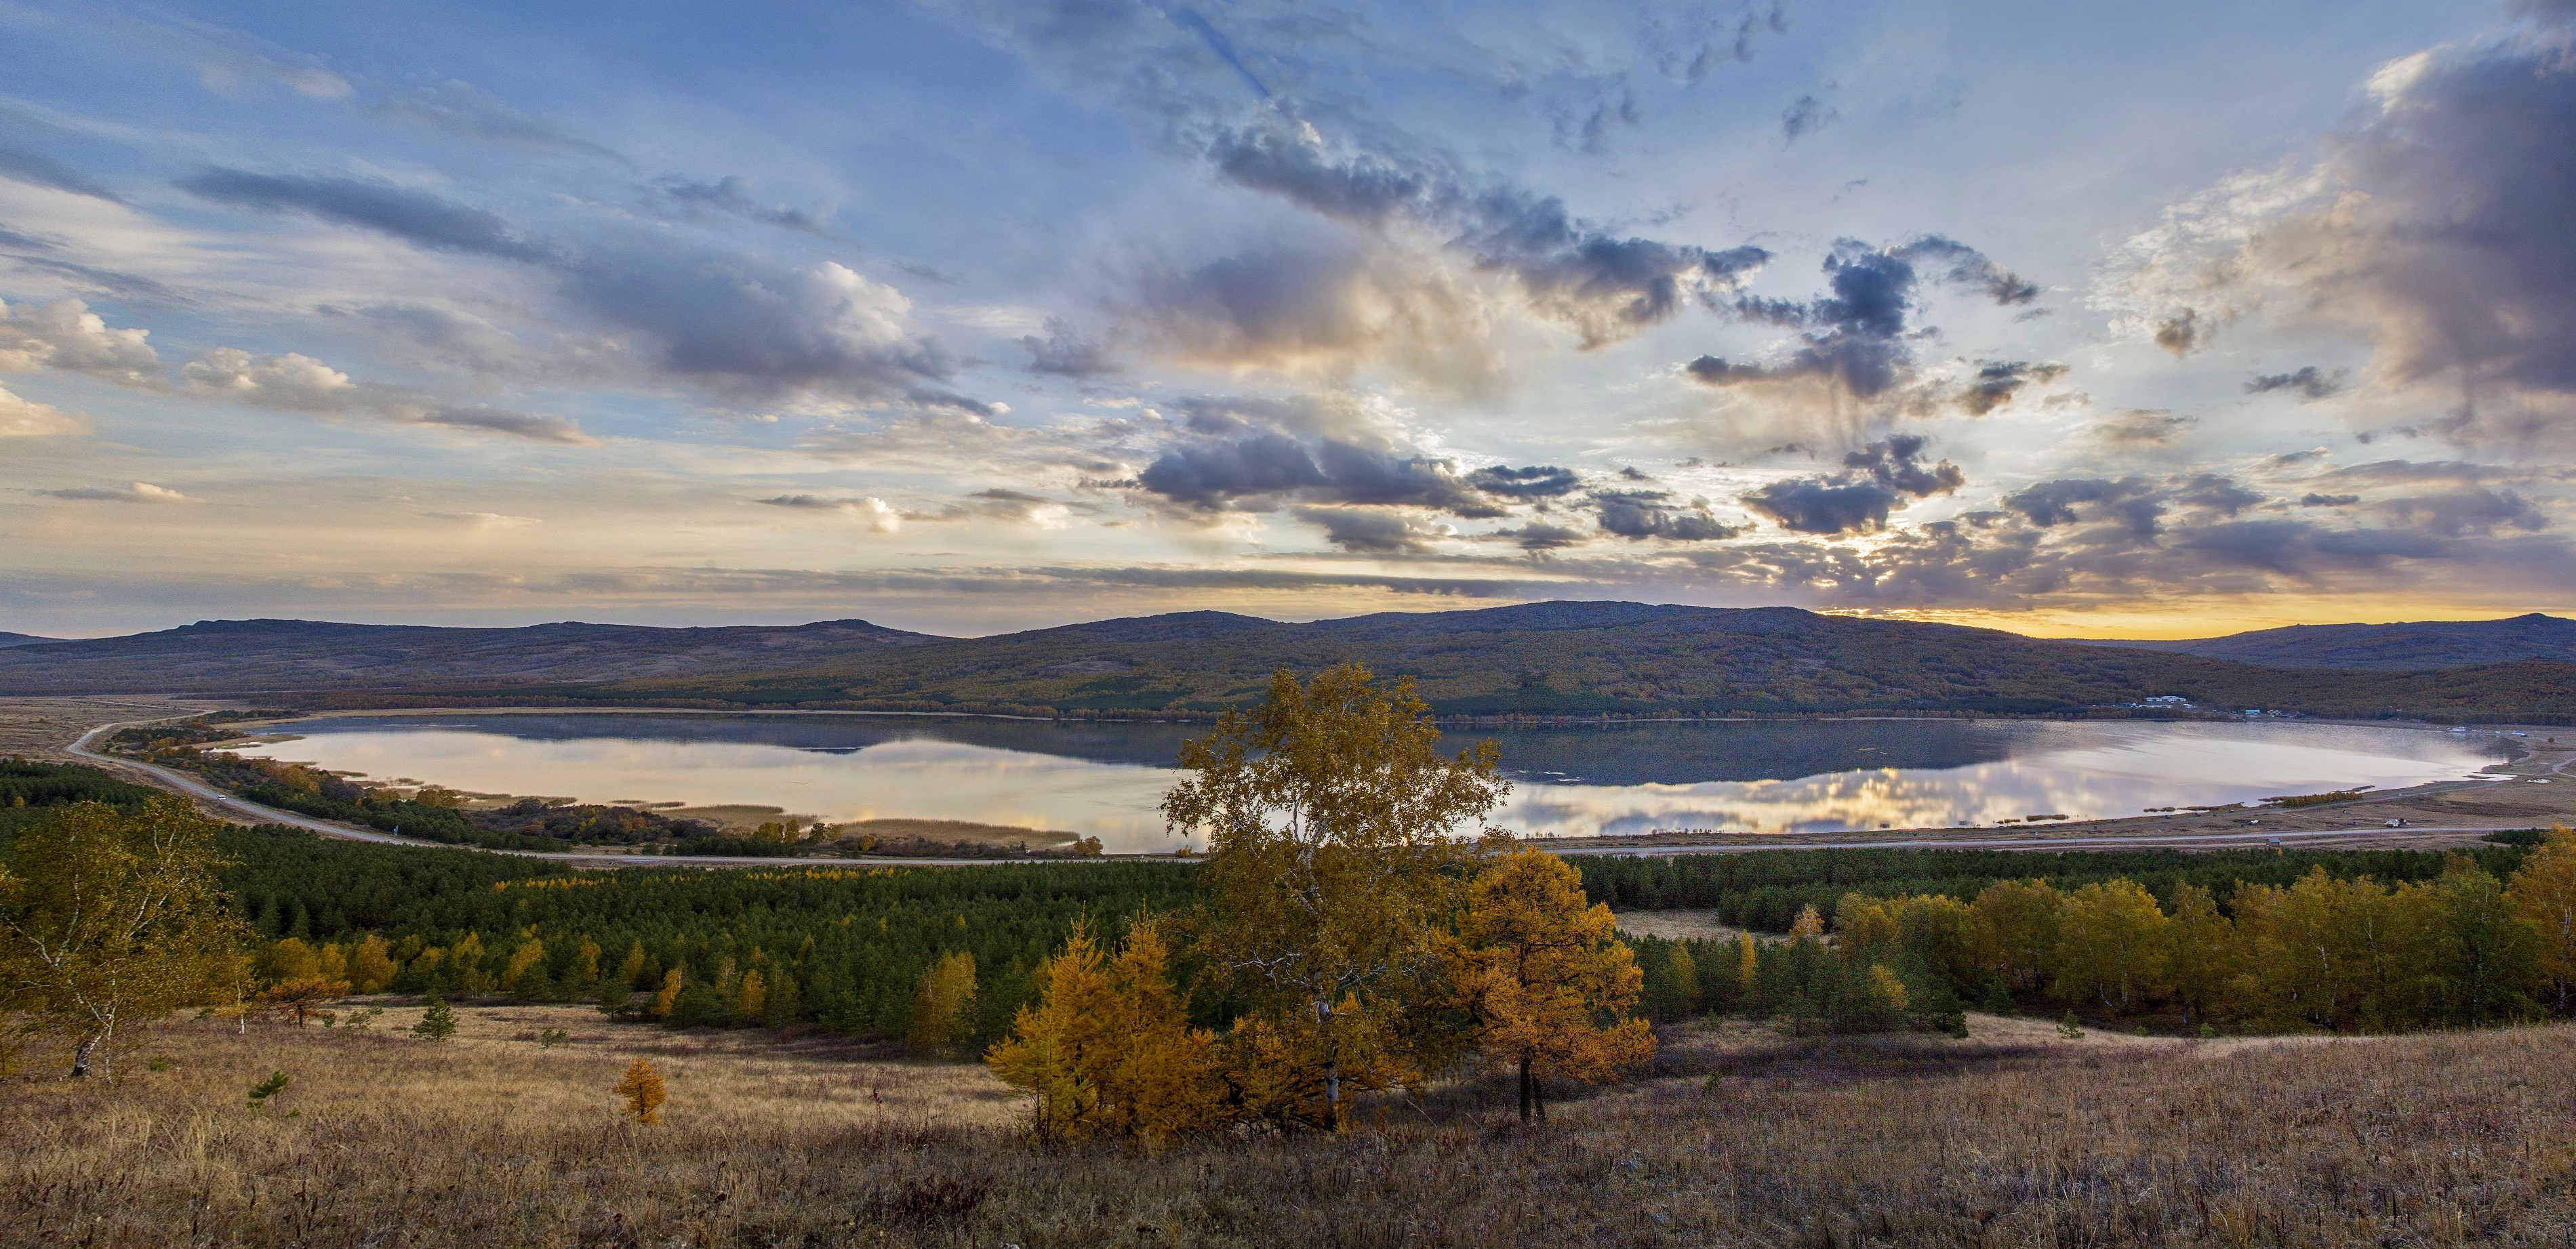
left=0, top=617, right=932, bottom=694
left=2089, top=613, right=2576, bottom=670
left=7, top=602, right=2573, bottom=720
left=577, top=602, right=2576, bottom=720
left=0, top=631, right=54, bottom=648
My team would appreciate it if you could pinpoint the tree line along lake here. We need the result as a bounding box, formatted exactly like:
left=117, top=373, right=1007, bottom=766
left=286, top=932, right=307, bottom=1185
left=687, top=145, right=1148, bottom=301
left=207, top=712, right=2517, bottom=853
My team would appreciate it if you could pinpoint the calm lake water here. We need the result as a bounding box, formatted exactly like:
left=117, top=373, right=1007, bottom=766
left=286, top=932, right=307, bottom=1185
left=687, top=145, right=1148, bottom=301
left=220, top=713, right=2516, bottom=853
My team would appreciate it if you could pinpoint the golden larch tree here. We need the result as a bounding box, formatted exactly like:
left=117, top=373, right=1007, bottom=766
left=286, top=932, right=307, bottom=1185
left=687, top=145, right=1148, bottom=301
left=1455, top=850, right=1654, bottom=1124
left=615, top=1059, right=666, bottom=1124
left=904, top=951, right=976, bottom=1053
left=988, top=920, right=1223, bottom=1145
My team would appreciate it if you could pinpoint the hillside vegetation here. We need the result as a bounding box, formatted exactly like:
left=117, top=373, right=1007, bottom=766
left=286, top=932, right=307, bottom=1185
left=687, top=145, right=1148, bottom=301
left=2095, top=611, right=2576, bottom=670
left=582, top=602, right=2576, bottom=720
left=9, top=602, right=2576, bottom=721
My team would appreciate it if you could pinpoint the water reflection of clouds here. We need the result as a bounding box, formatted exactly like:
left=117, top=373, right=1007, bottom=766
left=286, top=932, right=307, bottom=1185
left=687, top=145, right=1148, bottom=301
left=233, top=718, right=2502, bottom=852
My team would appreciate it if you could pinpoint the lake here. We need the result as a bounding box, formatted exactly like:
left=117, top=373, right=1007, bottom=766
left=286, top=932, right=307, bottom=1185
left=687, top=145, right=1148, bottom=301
left=217, top=712, right=2516, bottom=853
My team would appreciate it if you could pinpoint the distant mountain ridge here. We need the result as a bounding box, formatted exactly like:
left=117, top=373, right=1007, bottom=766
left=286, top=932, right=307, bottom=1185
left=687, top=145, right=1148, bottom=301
left=0, top=617, right=932, bottom=694
left=2087, top=613, right=2576, bottom=670
left=0, top=631, right=55, bottom=649
left=3, top=602, right=2571, bottom=722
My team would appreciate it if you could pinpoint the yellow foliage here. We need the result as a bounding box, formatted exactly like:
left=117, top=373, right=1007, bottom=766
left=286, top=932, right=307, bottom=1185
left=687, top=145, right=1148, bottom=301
left=1737, top=931, right=1760, bottom=990
left=904, top=951, right=977, bottom=1054
left=349, top=934, right=397, bottom=994
left=1789, top=904, right=1827, bottom=942
left=614, top=1059, right=666, bottom=1124
left=1834, top=895, right=1901, bottom=952
left=2510, top=826, right=2576, bottom=1008
left=1866, top=964, right=1910, bottom=1014
left=502, top=939, right=546, bottom=990
left=1455, top=851, right=1655, bottom=1122
left=734, top=968, right=767, bottom=1021
left=987, top=921, right=1226, bottom=1146
left=649, top=968, right=682, bottom=1018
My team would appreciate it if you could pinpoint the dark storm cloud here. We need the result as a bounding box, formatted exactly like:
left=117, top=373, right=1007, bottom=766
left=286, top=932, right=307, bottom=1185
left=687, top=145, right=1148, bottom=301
left=178, top=169, right=555, bottom=262
left=1740, top=435, right=1963, bottom=535
left=2245, top=366, right=2345, bottom=399
left=1135, top=432, right=1499, bottom=516
left=2300, top=493, right=2362, bottom=507
left=1490, top=520, right=1590, bottom=550
left=653, top=176, right=832, bottom=235
left=0, top=144, right=123, bottom=203
left=1737, top=479, right=1906, bottom=535
left=1593, top=490, right=1740, bottom=541
left=1688, top=239, right=2038, bottom=399
left=1468, top=465, right=1583, bottom=499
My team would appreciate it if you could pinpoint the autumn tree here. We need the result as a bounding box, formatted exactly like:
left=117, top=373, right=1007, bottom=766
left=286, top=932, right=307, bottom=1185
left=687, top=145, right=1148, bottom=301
left=616, top=1059, right=666, bottom=1124
left=987, top=920, right=1224, bottom=1145
left=0, top=798, right=246, bottom=1076
left=2049, top=880, right=2173, bottom=1012
left=1454, top=851, right=1654, bottom=1123
left=904, top=951, right=977, bottom=1054
left=2163, top=882, right=2238, bottom=1025
left=1161, top=663, right=1509, bottom=1128
left=2508, top=826, right=2576, bottom=1012
left=258, top=974, right=352, bottom=1026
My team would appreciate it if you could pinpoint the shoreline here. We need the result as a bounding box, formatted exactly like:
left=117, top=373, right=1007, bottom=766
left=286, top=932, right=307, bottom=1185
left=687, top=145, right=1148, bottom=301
left=22, top=696, right=2572, bottom=865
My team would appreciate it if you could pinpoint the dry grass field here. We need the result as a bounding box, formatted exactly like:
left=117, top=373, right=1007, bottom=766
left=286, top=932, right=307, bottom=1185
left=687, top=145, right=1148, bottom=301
left=10, top=1001, right=2576, bottom=1248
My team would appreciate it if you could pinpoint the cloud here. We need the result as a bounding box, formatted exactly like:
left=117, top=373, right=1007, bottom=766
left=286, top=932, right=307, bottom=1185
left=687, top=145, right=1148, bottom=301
left=1688, top=237, right=2038, bottom=401
left=2245, top=366, right=2346, bottom=399
left=2300, top=493, right=2361, bottom=507
left=2095, top=409, right=2194, bottom=446
left=1119, top=243, right=1504, bottom=389
left=1740, top=434, right=1963, bottom=535
left=2003, top=471, right=2262, bottom=539
left=1956, top=360, right=2066, bottom=415
left=757, top=493, right=904, bottom=532
left=1593, top=490, right=1739, bottom=541
left=1292, top=504, right=1449, bottom=554
left=0, top=144, right=124, bottom=203
left=1781, top=95, right=1836, bottom=142
left=36, top=481, right=197, bottom=503
left=0, top=384, right=85, bottom=438
left=2112, top=23, right=2576, bottom=441
left=1467, top=464, right=1584, bottom=498
left=178, top=348, right=590, bottom=443
left=177, top=169, right=555, bottom=262
left=423, top=510, right=540, bottom=528
left=371, top=79, right=628, bottom=163
left=653, top=176, right=830, bottom=234
left=1018, top=317, right=1120, bottom=376
left=0, top=298, right=161, bottom=385
left=1132, top=393, right=1503, bottom=516
left=176, top=169, right=978, bottom=409
left=1489, top=520, right=1590, bottom=550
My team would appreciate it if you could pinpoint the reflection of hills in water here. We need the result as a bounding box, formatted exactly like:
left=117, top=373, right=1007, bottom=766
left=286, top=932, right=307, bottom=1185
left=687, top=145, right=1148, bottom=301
left=290, top=714, right=2039, bottom=785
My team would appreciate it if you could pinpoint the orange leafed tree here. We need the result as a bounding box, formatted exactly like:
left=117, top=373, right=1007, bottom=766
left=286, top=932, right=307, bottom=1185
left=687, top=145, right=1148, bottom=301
left=2509, top=826, right=2576, bottom=1013
left=1455, top=850, right=1654, bottom=1123
left=614, top=1059, right=666, bottom=1124
left=986, top=920, right=1223, bottom=1146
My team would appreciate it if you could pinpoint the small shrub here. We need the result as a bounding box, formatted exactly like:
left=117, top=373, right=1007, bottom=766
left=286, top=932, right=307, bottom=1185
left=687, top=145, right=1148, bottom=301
left=537, top=1027, right=569, bottom=1049
left=412, top=996, right=458, bottom=1042
left=614, top=1059, right=665, bottom=1124
left=247, top=1071, right=293, bottom=1113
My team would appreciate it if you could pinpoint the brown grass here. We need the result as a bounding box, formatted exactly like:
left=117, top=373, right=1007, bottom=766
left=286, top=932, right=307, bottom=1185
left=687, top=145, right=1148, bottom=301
left=10, top=1001, right=2576, bottom=1247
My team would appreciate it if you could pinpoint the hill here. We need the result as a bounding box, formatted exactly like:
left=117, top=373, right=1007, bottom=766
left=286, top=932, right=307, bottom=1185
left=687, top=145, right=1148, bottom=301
left=584, top=600, right=2529, bottom=718
left=0, top=617, right=932, bottom=695
left=2090, top=613, right=2576, bottom=670
left=0, top=631, right=54, bottom=649
left=8, top=602, right=2575, bottom=722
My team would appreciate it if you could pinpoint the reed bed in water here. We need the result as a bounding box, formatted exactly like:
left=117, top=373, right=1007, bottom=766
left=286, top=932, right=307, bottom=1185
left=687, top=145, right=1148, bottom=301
left=8, top=1002, right=2576, bottom=1247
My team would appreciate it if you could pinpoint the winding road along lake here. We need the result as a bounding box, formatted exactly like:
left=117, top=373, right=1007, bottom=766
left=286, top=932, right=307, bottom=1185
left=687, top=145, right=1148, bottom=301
left=219, top=714, right=2516, bottom=853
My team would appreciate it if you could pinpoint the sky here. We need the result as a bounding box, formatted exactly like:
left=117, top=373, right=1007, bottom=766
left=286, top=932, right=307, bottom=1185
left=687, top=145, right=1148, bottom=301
left=3, top=0, right=2572, bottom=640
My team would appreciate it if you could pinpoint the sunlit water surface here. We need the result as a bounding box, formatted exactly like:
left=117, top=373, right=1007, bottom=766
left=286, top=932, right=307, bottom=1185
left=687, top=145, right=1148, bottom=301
left=222, top=714, right=2514, bottom=853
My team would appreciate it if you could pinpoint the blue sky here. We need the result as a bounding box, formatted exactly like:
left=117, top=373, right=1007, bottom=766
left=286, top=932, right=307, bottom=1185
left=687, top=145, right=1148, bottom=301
left=2, top=0, right=2569, bottom=638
